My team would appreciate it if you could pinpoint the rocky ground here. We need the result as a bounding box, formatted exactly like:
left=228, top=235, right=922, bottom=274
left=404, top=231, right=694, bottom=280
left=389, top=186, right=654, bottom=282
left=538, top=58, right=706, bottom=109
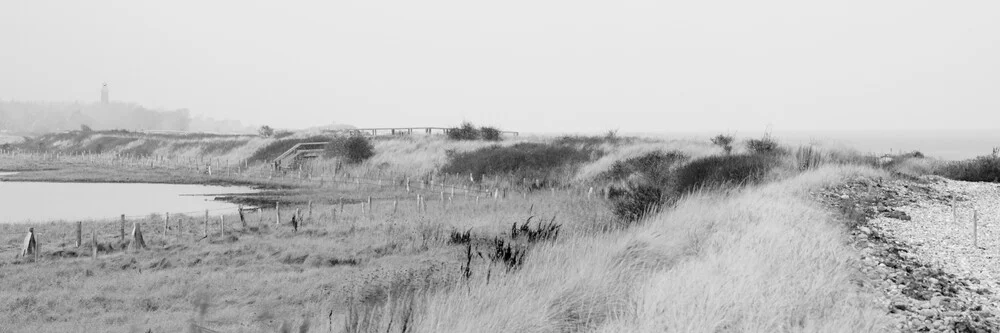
left=815, top=175, right=1000, bottom=332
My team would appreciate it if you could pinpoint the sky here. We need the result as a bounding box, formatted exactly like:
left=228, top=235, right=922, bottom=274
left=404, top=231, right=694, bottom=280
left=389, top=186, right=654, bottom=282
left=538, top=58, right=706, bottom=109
left=2, top=0, right=999, bottom=133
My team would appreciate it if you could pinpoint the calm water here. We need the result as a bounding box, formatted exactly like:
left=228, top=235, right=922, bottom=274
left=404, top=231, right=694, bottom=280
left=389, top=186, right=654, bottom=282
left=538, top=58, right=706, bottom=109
left=0, top=181, right=257, bottom=224
left=652, top=129, right=1000, bottom=161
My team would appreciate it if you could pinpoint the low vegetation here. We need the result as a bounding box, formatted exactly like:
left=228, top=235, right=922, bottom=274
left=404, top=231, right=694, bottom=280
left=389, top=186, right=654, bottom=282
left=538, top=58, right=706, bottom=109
left=439, top=142, right=595, bottom=185
left=446, top=122, right=503, bottom=141
left=3, top=128, right=960, bottom=332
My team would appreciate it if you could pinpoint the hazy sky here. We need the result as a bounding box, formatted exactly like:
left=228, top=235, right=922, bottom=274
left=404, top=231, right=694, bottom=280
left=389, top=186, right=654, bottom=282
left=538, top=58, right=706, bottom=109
left=2, top=0, right=999, bottom=133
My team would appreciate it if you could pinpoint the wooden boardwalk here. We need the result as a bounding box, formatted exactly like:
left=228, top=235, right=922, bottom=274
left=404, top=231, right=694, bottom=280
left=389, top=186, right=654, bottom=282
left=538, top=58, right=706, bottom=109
left=325, top=127, right=519, bottom=137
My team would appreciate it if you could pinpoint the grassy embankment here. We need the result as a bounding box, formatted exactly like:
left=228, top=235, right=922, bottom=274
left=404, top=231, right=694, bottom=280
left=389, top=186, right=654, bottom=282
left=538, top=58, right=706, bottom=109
left=0, top=130, right=942, bottom=332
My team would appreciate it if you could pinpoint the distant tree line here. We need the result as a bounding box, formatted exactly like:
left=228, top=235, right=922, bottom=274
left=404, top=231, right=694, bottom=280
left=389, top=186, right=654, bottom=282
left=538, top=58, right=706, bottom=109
left=0, top=101, right=251, bottom=134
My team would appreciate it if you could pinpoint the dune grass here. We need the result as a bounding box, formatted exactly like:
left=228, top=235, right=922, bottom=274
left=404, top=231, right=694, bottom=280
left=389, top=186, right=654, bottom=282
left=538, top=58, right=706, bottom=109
left=0, top=132, right=902, bottom=332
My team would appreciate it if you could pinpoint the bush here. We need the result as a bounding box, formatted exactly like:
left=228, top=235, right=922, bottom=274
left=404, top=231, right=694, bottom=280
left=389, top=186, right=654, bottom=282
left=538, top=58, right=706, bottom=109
left=671, top=153, right=783, bottom=194
left=440, top=143, right=593, bottom=183
left=480, top=126, right=502, bottom=141
left=745, top=135, right=781, bottom=154
left=936, top=149, right=1000, bottom=182
left=342, top=136, right=375, bottom=163
left=602, top=151, right=687, bottom=186
left=710, top=134, right=734, bottom=154
left=447, top=122, right=480, bottom=141
left=258, top=125, right=274, bottom=138
left=611, top=184, right=663, bottom=222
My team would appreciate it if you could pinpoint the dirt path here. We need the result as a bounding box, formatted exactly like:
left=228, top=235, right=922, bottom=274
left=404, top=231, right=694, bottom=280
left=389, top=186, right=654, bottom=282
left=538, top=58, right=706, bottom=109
left=817, top=176, right=1000, bottom=332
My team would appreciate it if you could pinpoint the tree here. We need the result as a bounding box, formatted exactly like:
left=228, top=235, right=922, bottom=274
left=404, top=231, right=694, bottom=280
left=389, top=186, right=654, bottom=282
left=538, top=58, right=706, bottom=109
left=258, top=125, right=275, bottom=137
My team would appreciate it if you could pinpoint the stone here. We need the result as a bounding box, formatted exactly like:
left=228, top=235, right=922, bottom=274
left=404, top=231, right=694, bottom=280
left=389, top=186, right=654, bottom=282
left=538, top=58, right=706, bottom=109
left=885, top=210, right=912, bottom=221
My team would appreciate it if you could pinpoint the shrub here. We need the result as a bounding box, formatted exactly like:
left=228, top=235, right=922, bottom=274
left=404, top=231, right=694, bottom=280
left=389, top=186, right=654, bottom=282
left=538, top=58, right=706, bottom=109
left=258, top=125, right=274, bottom=138
left=671, top=153, right=783, bottom=194
left=342, top=136, right=375, bottom=163
left=447, top=122, right=480, bottom=141
left=440, top=143, right=593, bottom=183
left=936, top=149, right=1000, bottom=182
left=480, top=126, right=502, bottom=141
left=611, top=184, right=663, bottom=222
left=710, top=134, right=735, bottom=154
left=745, top=135, right=781, bottom=154
left=602, top=151, right=687, bottom=186
left=80, top=124, right=93, bottom=132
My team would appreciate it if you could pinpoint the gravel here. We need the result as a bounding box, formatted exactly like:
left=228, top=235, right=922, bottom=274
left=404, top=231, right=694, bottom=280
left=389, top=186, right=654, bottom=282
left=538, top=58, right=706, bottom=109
left=816, top=175, right=1000, bottom=332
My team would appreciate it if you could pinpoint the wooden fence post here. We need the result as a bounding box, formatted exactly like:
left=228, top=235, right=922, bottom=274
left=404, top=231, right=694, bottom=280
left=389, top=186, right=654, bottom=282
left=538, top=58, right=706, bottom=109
left=308, top=201, right=313, bottom=222
left=275, top=202, right=282, bottom=225
left=238, top=206, right=246, bottom=228
left=340, top=197, right=345, bottom=214
left=973, top=208, right=979, bottom=248
left=204, top=210, right=209, bottom=238
left=220, top=215, right=225, bottom=238
left=367, top=196, right=373, bottom=217
left=164, top=212, right=169, bottom=240
left=393, top=199, right=398, bottom=215
left=76, top=221, right=82, bottom=248
left=120, top=214, right=126, bottom=242
left=91, top=229, right=98, bottom=259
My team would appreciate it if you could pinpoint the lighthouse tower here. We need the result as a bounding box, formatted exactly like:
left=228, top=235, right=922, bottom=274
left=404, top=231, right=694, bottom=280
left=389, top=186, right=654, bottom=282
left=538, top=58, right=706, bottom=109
left=100, top=83, right=109, bottom=104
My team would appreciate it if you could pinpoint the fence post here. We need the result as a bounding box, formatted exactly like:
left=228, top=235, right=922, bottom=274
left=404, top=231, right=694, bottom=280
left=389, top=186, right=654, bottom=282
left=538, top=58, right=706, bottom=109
left=204, top=210, right=209, bottom=238
left=340, top=197, right=345, bottom=214
left=76, top=221, right=82, bottom=248
left=220, top=215, right=225, bottom=238
left=974, top=209, right=979, bottom=248
left=120, top=214, right=126, bottom=242
left=92, top=229, right=98, bottom=259
left=164, top=212, right=169, bottom=240
left=367, top=196, right=373, bottom=217
left=308, top=201, right=313, bottom=223
left=393, top=199, right=398, bottom=215
left=275, top=202, right=282, bottom=225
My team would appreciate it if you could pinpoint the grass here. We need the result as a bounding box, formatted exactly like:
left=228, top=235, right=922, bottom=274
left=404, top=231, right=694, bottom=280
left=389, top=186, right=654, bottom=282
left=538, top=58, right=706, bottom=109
left=440, top=142, right=596, bottom=186
left=0, top=131, right=911, bottom=332
left=0, top=180, right=612, bottom=332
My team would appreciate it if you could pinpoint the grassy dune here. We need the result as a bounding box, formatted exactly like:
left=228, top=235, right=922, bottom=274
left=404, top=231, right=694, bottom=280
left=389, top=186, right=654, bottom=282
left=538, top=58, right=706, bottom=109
left=0, top=131, right=912, bottom=332
left=352, top=166, right=888, bottom=333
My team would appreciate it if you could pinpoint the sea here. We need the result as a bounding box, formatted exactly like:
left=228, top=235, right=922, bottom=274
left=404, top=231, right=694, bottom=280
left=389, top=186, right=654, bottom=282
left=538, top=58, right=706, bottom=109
left=647, top=129, right=1000, bottom=161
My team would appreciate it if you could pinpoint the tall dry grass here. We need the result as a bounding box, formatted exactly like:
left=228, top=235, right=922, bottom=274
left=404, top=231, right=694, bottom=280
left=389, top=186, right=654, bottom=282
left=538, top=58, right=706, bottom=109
left=349, top=165, right=889, bottom=333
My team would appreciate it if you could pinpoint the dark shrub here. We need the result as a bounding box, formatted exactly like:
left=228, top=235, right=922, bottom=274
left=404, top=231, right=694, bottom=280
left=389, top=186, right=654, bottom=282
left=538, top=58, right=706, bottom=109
left=745, top=135, right=781, bottom=154
left=611, top=184, right=663, bottom=222
left=447, top=122, right=480, bottom=140
left=710, top=134, right=735, bottom=154
left=440, top=143, right=593, bottom=183
left=602, top=151, right=687, bottom=185
left=480, top=126, right=502, bottom=141
left=937, top=150, right=1000, bottom=182
left=671, top=153, right=783, bottom=194
left=341, top=136, right=375, bottom=163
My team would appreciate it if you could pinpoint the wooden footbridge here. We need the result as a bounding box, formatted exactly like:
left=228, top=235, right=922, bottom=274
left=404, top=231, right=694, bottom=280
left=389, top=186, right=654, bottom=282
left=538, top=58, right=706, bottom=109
left=273, top=142, right=328, bottom=169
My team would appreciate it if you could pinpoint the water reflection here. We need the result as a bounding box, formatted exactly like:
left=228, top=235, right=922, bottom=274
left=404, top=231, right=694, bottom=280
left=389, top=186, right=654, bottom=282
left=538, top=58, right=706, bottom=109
left=0, top=182, right=257, bottom=223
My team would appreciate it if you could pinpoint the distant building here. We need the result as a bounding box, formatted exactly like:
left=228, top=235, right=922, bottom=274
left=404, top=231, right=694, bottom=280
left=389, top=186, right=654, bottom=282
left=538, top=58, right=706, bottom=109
left=100, top=83, right=109, bottom=104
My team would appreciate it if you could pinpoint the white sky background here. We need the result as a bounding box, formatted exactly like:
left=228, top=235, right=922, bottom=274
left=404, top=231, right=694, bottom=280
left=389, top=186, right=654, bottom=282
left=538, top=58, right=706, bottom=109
left=1, top=0, right=999, bottom=133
